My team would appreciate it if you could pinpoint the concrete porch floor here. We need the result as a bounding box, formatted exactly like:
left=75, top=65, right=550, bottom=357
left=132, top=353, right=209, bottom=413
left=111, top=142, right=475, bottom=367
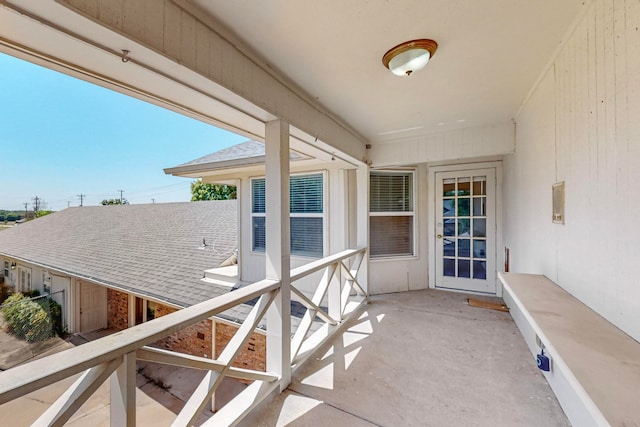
left=241, top=289, right=570, bottom=427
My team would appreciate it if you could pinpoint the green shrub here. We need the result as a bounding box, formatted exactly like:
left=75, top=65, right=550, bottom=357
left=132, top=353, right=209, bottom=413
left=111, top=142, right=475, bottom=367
left=40, top=298, right=64, bottom=337
left=1, top=293, right=54, bottom=342
left=0, top=278, right=9, bottom=305
left=23, top=289, right=40, bottom=298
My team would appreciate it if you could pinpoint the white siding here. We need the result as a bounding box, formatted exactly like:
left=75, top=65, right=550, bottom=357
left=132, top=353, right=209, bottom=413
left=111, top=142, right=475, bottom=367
left=369, top=122, right=514, bottom=167
left=504, top=0, right=640, bottom=341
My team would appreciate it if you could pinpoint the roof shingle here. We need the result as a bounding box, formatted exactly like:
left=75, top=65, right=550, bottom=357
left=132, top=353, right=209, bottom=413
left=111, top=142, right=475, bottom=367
left=0, top=201, right=237, bottom=309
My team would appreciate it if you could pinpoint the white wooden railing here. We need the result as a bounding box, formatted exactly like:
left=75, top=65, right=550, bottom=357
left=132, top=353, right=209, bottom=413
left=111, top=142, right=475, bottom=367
left=0, top=247, right=367, bottom=426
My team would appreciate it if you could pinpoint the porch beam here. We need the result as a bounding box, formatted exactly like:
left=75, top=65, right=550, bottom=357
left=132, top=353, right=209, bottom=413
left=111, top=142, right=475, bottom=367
left=40, top=0, right=369, bottom=162
left=265, top=119, right=292, bottom=391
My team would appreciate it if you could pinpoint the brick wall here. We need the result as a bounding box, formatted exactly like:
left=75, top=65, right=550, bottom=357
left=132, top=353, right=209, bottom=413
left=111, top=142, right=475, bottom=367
left=215, top=322, right=266, bottom=374
left=107, top=289, right=128, bottom=330
left=153, top=303, right=213, bottom=358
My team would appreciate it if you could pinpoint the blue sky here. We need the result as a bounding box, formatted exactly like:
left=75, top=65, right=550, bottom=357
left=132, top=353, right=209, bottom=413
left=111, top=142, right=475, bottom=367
left=0, top=53, right=245, bottom=211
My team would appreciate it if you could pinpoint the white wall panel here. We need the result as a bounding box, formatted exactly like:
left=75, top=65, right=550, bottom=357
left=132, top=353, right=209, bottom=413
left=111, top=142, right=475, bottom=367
left=504, top=0, right=640, bottom=342
left=369, top=122, right=514, bottom=167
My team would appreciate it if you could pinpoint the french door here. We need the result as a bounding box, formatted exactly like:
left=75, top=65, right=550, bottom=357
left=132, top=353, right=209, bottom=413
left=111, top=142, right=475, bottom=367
left=435, top=168, right=496, bottom=294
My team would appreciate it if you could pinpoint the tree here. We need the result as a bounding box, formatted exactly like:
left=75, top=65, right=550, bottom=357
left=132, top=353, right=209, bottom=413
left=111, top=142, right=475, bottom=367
left=101, top=198, right=129, bottom=205
left=191, top=179, right=237, bottom=201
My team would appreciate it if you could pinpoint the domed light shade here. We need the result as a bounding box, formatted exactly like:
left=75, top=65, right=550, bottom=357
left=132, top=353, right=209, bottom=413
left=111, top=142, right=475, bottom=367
left=382, top=39, right=438, bottom=76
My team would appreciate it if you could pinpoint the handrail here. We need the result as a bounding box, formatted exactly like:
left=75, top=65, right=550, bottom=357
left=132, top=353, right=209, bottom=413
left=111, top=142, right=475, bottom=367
left=0, top=278, right=280, bottom=404
left=0, top=247, right=369, bottom=426
left=290, top=247, right=366, bottom=282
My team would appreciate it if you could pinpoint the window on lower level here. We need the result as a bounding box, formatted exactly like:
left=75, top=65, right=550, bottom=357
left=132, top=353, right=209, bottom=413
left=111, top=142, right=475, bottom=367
left=370, top=170, right=415, bottom=258
left=251, top=173, right=324, bottom=257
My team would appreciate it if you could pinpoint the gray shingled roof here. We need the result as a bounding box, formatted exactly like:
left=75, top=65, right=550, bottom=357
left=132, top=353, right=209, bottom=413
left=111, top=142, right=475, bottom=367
left=176, top=140, right=267, bottom=167
left=0, top=201, right=321, bottom=331
left=0, top=202, right=237, bottom=309
left=164, top=140, right=306, bottom=176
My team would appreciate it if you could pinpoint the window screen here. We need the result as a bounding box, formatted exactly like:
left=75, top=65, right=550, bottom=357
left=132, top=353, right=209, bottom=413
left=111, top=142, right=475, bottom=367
left=370, top=171, right=415, bottom=258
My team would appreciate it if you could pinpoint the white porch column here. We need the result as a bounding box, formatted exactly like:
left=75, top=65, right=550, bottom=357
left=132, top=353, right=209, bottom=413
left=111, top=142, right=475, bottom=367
left=265, top=119, right=292, bottom=390
left=110, top=351, right=136, bottom=426
left=356, top=164, right=369, bottom=295
left=328, top=169, right=348, bottom=320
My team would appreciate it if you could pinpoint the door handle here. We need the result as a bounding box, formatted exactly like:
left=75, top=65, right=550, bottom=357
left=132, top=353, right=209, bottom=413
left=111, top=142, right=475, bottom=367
left=437, top=234, right=443, bottom=239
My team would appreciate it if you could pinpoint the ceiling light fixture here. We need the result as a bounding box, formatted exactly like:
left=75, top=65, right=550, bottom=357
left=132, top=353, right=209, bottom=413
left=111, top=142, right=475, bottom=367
left=382, top=39, right=438, bottom=76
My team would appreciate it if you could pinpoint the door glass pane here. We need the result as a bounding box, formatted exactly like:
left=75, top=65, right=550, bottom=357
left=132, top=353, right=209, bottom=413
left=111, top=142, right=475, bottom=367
left=457, top=219, right=470, bottom=236
left=473, top=240, right=486, bottom=258
left=443, top=179, right=456, bottom=196
left=473, top=218, right=486, bottom=238
left=458, top=239, right=470, bottom=257
left=473, top=177, right=486, bottom=195
left=458, top=198, right=470, bottom=216
left=473, top=260, right=487, bottom=279
left=443, top=238, right=455, bottom=256
left=457, top=178, right=471, bottom=196
left=443, top=199, right=455, bottom=217
left=458, top=259, right=471, bottom=278
left=444, top=219, right=456, bottom=236
left=473, top=197, right=485, bottom=216
left=444, top=258, right=455, bottom=276
left=439, top=171, right=493, bottom=287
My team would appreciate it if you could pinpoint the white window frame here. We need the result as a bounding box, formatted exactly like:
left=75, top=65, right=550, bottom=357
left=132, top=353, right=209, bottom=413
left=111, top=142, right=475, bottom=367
left=369, top=169, right=417, bottom=259
left=250, top=171, right=327, bottom=258
left=3, top=260, right=8, bottom=278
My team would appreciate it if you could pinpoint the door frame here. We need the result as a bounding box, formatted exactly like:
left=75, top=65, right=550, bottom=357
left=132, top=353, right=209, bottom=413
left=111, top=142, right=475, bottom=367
left=428, top=161, right=503, bottom=296
left=77, top=280, right=107, bottom=333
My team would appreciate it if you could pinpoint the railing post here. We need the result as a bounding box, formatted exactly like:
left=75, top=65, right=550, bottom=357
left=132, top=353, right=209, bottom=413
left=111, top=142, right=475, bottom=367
left=110, top=352, right=136, bottom=426
left=265, top=119, right=292, bottom=391
left=356, top=164, right=369, bottom=295
left=328, top=263, right=342, bottom=321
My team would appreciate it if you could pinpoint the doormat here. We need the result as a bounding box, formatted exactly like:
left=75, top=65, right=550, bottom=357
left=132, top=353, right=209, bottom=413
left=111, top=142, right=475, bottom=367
left=467, top=298, right=509, bottom=312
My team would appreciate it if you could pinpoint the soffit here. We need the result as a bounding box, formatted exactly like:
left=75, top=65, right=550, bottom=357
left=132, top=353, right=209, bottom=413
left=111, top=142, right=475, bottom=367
left=191, top=0, right=586, bottom=144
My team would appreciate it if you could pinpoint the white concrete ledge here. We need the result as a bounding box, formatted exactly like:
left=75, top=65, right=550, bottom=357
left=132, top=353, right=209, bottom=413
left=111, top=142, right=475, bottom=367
left=499, top=272, right=640, bottom=427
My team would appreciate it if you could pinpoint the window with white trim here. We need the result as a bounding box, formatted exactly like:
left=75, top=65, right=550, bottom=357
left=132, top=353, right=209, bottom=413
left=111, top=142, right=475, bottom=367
left=370, top=170, right=415, bottom=258
left=251, top=173, right=324, bottom=257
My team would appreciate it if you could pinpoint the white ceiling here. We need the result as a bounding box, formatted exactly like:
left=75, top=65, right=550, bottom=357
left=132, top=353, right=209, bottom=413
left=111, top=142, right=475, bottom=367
left=192, top=0, right=586, bottom=145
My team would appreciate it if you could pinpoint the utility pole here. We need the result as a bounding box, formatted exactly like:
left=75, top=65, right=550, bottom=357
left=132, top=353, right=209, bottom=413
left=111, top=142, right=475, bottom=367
left=118, top=189, right=124, bottom=204
left=32, top=196, right=40, bottom=215
left=67, top=201, right=71, bottom=208
left=23, top=202, right=28, bottom=219
left=77, top=194, right=85, bottom=207
left=151, top=198, right=155, bottom=204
